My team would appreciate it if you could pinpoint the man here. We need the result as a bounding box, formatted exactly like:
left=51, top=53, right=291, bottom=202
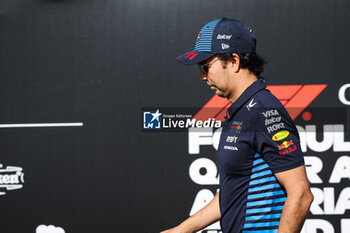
left=161, top=18, right=313, bottom=233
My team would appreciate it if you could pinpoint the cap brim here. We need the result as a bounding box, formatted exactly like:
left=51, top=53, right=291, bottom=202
left=176, top=51, right=215, bottom=65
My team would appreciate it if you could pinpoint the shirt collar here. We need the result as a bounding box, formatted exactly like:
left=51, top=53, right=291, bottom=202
left=227, top=77, right=267, bottom=118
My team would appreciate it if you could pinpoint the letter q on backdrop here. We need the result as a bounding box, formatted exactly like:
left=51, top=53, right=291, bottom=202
left=36, top=225, right=65, bottom=233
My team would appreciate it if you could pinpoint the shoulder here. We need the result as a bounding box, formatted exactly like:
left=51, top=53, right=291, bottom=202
left=240, top=89, right=281, bottom=121
left=252, top=89, right=299, bottom=136
left=255, top=89, right=285, bottom=109
left=242, top=88, right=296, bottom=127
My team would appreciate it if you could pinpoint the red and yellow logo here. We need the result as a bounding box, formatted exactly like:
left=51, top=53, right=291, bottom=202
left=278, top=140, right=294, bottom=150
left=231, top=125, right=242, bottom=130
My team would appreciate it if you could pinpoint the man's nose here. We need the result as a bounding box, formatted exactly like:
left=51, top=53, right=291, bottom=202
left=200, top=72, right=208, bottom=81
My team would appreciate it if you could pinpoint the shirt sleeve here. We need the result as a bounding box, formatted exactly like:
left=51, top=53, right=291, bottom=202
left=252, top=108, right=305, bottom=173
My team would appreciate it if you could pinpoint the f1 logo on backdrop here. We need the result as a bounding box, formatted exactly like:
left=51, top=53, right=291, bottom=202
left=143, top=109, right=162, bottom=129
left=193, top=84, right=327, bottom=121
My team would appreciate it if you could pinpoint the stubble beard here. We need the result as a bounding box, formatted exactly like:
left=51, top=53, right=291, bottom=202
left=215, top=88, right=226, bottom=98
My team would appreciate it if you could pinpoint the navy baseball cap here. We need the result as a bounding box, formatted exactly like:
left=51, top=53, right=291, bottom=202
left=176, top=18, right=256, bottom=65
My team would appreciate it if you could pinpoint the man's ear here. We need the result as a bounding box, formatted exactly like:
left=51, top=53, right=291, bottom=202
left=230, top=53, right=241, bottom=73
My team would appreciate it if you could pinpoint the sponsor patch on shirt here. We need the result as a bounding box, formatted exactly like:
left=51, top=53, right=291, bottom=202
left=278, top=140, right=294, bottom=150
left=226, top=136, right=238, bottom=143
left=272, top=130, right=290, bottom=141
left=279, top=144, right=297, bottom=155
left=246, top=98, right=257, bottom=111
left=265, top=116, right=281, bottom=125
left=224, top=145, right=238, bottom=151
left=230, top=121, right=243, bottom=133
left=266, top=122, right=285, bottom=133
left=262, top=109, right=279, bottom=118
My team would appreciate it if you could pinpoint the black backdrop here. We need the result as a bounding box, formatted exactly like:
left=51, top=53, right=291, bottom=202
left=0, top=0, right=350, bottom=232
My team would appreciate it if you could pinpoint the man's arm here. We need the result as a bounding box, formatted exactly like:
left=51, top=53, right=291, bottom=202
left=274, top=165, right=313, bottom=233
left=160, top=192, right=221, bottom=233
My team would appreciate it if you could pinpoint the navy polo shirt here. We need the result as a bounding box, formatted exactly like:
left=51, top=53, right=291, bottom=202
left=217, top=77, right=304, bottom=233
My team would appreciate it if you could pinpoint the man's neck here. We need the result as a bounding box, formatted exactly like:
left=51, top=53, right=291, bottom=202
left=227, top=72, right=258, bottom=103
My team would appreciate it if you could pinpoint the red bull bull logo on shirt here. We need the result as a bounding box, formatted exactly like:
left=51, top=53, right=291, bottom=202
left=278, top=140, right=294, bottom=150
left=278, top=140, right=297, bottom=155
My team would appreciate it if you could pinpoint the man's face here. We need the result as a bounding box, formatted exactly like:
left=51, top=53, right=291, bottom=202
left=198, top=56, right=232, bottom=98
